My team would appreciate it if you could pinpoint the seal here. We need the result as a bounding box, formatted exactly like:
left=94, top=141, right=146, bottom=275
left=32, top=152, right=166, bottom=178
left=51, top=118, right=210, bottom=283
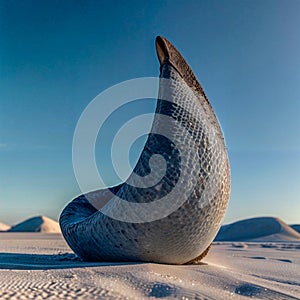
left=59, top=36, right=230, bottom=264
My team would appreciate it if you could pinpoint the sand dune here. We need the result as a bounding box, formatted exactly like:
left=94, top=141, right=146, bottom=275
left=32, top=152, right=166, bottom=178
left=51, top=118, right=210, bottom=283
left=9, top=216, right=61, bottom=233
left=215, top=217, right=300, bottom=242
left=0, top=222, right=10, bottom=232
left=291, top=224, right=300, bottom=233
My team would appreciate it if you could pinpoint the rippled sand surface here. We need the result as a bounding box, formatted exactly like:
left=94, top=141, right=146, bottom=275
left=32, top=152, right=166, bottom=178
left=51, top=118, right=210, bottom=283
left=0, top=233, right=299, bottom=299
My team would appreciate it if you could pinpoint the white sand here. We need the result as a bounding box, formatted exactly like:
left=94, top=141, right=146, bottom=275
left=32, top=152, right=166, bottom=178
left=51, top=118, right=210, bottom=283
left=216, top=217, right=300, bottom=242
left=8, top=216, right=61, bottom=233
left=0, top=233, right=299, bottom=299
left=0, top=222, right=10, bottom=232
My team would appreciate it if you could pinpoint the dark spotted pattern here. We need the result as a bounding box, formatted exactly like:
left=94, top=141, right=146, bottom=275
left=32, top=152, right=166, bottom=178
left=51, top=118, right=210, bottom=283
left=60, top=36, right=230, bottom=264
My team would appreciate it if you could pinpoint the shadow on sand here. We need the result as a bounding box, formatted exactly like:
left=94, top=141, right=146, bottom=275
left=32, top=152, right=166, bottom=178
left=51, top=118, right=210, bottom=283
left=0, top=253, right=207, bottom=270
left=0, top=252, right=143, bottom=270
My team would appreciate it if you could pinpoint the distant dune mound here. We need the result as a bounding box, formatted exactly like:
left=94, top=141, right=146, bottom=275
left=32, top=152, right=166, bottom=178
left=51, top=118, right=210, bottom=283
left=9, top=216, right=61, bottom=233
left=0, top=222, right=10, bottom=232
left=215, top=217, right=300, bottom=242
left=290, top=224, right=300, bottom=233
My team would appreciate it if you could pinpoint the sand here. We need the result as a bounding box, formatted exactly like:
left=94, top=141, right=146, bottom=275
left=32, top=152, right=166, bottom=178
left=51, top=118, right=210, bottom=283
left=0, top=233, right=299, bottom=299
left=0, top=222, right=10, bottom=232
left=215, top=217, right=300, bottom=242
left=291, top=225, right=300, bottom=234
left=8, top=216, right=61, bottom=233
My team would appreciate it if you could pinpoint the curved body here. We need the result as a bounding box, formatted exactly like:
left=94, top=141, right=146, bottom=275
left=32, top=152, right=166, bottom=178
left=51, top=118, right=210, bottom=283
left=60, top=36, right=230, bottom=264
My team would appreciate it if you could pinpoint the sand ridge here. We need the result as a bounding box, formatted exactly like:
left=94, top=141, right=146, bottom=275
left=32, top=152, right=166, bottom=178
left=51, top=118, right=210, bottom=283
left=8, top=216, right=61, bottom=233
left=0, top=222, right=10, bottom=232
left=215, top=217, right=300, bottom=242
left=291, top=225, right=300, bottom=233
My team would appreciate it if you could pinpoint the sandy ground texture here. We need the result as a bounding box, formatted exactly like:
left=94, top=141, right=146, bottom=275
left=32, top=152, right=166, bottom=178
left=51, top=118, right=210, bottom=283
left=0, top=233, right=299, bottom=299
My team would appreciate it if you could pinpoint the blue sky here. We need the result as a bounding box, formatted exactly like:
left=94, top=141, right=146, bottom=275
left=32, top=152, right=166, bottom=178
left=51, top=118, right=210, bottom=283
left=0, top=0, right=299, bottom=225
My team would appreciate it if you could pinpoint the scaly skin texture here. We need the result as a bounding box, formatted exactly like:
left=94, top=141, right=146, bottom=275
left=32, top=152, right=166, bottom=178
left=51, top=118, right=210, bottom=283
left=60, top=36, right=230, bottom=264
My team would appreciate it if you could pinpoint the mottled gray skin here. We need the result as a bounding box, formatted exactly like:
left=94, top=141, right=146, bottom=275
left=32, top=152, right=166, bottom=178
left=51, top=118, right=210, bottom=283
left=60, top=36, right=230, bottom=264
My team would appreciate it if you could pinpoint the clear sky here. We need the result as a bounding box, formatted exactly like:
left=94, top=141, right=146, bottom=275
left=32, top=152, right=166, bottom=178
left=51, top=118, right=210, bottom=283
left=1, top=0, right=299, bottom=225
